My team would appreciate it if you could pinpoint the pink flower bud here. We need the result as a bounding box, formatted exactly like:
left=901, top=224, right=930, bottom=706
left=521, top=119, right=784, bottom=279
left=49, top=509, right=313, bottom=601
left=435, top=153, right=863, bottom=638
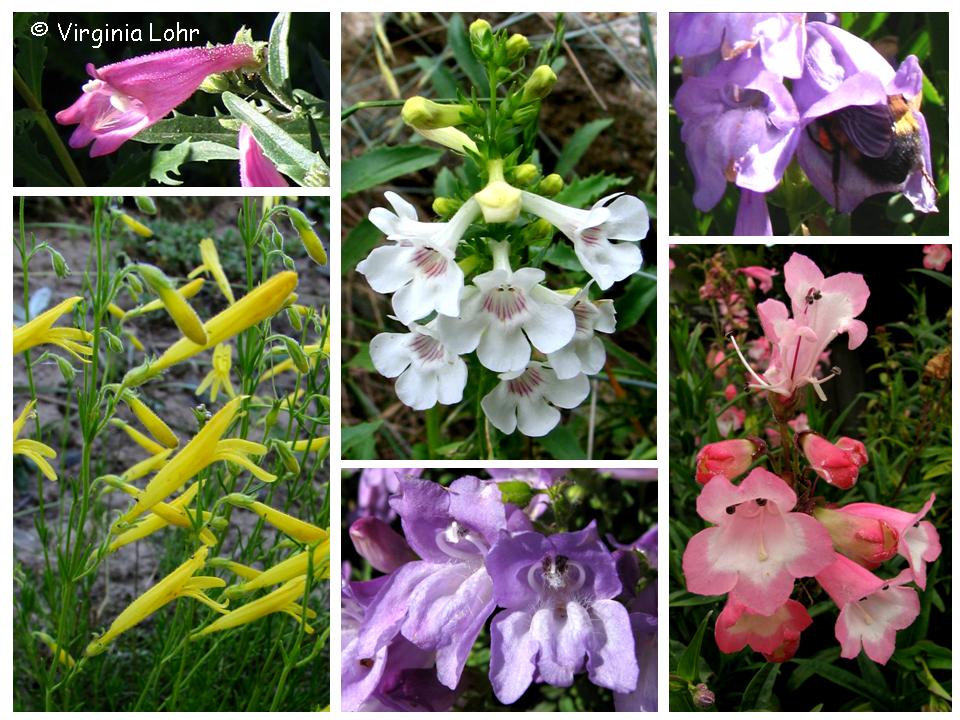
left=798, top=432, right=868, bottom=489
left=695, top=437, right=765, bottom=485
left=813, top=505, right=899, bottom=568
left=349, top=516, right=417, bottom=573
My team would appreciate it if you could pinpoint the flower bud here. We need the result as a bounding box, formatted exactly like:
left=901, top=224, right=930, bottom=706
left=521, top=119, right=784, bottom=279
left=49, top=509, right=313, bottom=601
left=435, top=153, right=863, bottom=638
left=287, top=208, right=326, bottom=265
left=401, top=96, right=470, bottom=130
left=521, top=65, right=557, bottom=103
left=135, top=263, right=208, bottom=345
left=511, top=104, right=540, bottom=125
left=695, top=437, right=765, bottom=485
left=538, top=173, right=564, bottom=197
left=813, top=505, right=898, bottom=568
left=349, top=517, right=418, bottom=574
left=475, top=180, right=521, bottom=223
left=798, top=432, right=867, bottom=489
left=504, top=33, right=530, bottom=61
left=469, top=19, right=494, bottom=61
left=116, top=212, right=153, bottom=238
left=432, top=196, right=462, bottom=218
left=692, top=683, right=715, bottom=709
left=134, top=196, right=158, bottom=215
left=512, top=163, right=539, bottom=187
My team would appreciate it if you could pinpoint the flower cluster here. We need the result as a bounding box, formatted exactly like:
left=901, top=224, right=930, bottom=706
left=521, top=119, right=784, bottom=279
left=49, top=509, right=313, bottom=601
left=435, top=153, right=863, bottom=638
left=671, top=13, right=937, bottom=233
left=343, top=471, right=657, bottom=711
left=356, top=19, right=649, bottom=438
left=682, top=252, right=941, bottom=667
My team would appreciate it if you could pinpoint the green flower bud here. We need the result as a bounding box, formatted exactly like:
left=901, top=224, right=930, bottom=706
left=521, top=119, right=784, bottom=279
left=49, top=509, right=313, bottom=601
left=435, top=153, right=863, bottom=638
left=287, top=208, right=326, bottom=265
left=504, top=33, right=530, bottom=61
left=512, top=163, right=539, bottom=187
left=469, top=19, right=494, bottom=60
left=134, top=196, right=157, bottom=215
left=198, top=72, right=232, bottom=94
left=539, top=173, right=565, bottom=197
left=511, top=104, right=540, bottom=126
left=521, top=65, right=557, bottom=103
left=401, top=96, right=470, bottom=130
left=432, top=196, right=462, bottom=218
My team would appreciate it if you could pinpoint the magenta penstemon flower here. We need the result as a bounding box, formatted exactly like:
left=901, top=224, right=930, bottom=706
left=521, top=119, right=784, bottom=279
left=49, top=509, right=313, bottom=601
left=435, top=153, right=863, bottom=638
left=484, top=522, right=639, bottom=704
left=239, top=124, right=289, bottom=187
left=56, top=44, right=256, bottom=157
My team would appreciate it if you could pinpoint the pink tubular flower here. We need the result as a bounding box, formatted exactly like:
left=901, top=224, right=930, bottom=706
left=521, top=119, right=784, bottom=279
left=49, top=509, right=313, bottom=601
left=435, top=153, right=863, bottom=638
left=816, top=554, right=919, bottom=664
left=682, top=468, right=834, bottom=615
left=56, top=44, right=256, bottom=157
left=349, top=516, right=418, bottom=574
left=798, top=432, right=868, bottom=489
left=923, top=244, right=952, bottom=271
left=732, top=253, right=869, bottom=403
left=813, top=505, right=898, bottom=569
left=836, top=494, right=941, bottom=589
left=239, top=124, right=289, bottom=187
left=695, top=437, right=765, bottom=485
left=715, top=598, right=812, bottom=662
left=738, top=266, right=779, bottom=293
left=716, top=407, right=745, bottom=437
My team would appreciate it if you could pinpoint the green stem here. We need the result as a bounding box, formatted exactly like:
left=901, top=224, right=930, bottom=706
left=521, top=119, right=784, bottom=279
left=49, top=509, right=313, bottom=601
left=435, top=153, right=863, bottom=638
left=13, top=68, right=86, bottom=187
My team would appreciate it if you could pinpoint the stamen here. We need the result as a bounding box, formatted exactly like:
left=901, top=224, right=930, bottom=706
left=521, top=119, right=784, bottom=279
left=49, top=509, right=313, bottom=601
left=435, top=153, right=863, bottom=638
left=727, top=333, right=772, bottom=390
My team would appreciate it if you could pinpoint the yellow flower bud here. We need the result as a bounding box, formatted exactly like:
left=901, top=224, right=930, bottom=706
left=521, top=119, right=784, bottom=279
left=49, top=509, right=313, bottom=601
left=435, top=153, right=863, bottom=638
left=432, top=196, right=462, bottom=217
left=475, top=159, right=521, bottom=223
left=505, top=33, right=530, bottom=61
left=512, top=163, right=539, bottom=186
left=401, top=96, right=470, bottom=130
left=522, top=65, right=557, bottom=103
left=539, top=173, right=565, bottom=197
left=288, top=208, right=327, bottom=265
left=136, top=264, right=208, bottom=346
left=117, top=213, right=153, bottom=238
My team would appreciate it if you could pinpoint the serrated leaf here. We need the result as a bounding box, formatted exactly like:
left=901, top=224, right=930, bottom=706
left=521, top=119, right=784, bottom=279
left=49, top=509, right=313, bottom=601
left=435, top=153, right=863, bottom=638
left=555, top=118, right=614, bottom=178
left=150, top=139, right=192, bottom=185
left=342, top=145, right=444, bottom=197
left=221, top=92, right=328, bottom=187
left=553, top=173, right=632, bottom=209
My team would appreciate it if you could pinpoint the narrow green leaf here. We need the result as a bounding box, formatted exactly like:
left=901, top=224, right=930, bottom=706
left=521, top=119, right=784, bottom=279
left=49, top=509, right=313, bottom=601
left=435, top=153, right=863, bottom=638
left=676, top=610, right=712, bottom=682
left=342, top=219, right=383, bottom=276
left=539, top=424, right=587, bottom=460
left=267, top=12, right=292, bottom=91
left=341, top=421, right=383, bottom=456
left=739, top=663, right=780, bottom=711
left=553, top=173, right=632, bottom=209
left=555, top=118, right=614, bottom=178
left=341, top=145, right=444, bottom=197
left=447, top=14, right=487, bottom=91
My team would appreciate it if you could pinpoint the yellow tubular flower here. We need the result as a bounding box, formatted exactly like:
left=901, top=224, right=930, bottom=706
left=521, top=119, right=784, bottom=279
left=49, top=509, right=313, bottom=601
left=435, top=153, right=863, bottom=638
left=121, top=448, right=173, bottom=481
left=123, top=272, right=298, bottom=387
left=13, top=297, right=94, bottom=362
left=137, top=264, right=208, bottom=346
left=110, top=418, right=167, bottom=456
left=288, top=436, right=329, bottom=454
left=208, top=558, right=316, bottom=621
left=118, top=213, right=153, bottom=237
left=225, top=494, right=327, bottom=543
left=122, top=278, right=205, bottom=321
left=113, top=397, right=271, bottom=528
left=122, top=391, right=179, bottom=449
left=229, top=539, right=329, bottom=595
left=188, top=238, right=235, bottom=304
left=288, top=209, right=327, bottom=266
left=32, top=631, right=76, bottom=669
left=13, top=400, right=58, bottom=481
left=86, top=546, right=226, bottom=656
left=258, top=344, right=321, bottom=384
left=124, top=330, right=146, bottom=352
left=107, top=303, right=126, bottom=320
left=108, top=482, right=218, bottom=551
left=195, top=343, right=236, bottom=402
left=192, top=576, right=313, bottom=639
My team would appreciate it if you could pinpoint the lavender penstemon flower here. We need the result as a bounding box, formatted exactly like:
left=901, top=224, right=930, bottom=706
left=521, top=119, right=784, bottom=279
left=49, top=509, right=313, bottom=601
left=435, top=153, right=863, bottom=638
left=343, top=470, right=658, bottom=711
left=670, top=12, right=940, bottom=235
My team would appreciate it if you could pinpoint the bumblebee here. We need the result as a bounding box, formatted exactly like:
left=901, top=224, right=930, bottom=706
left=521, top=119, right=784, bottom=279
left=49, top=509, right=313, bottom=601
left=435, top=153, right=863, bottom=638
left=807, top=94, right=934, bottom=209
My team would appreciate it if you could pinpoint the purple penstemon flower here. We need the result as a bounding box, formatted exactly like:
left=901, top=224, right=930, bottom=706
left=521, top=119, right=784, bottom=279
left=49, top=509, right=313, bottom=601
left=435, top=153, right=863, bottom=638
left=794, top=22, right=937, bottom=213
left=671, top=13, right=807, bottom=79
left=673, top=53, right=800, bottom=215
left=484, top=522, right=639, bottom=704
left=352, top=476, right=527, bottom=692
left=56, top=44, right=256, bottom=157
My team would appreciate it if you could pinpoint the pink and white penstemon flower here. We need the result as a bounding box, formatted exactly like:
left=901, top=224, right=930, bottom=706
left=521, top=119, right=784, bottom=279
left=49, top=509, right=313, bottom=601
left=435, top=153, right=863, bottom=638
left=56, top=44, right=257, bottom=157
left=357, top=193, right=480, bottom=324
left=715, top=597, right=812, bottom=663
left=519, top=191, right=648, bottom=290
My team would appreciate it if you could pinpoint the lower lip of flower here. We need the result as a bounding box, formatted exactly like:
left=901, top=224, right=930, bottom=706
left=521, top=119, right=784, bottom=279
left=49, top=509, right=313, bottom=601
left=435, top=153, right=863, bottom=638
left=482, top=285, right=529, bottom=322
left=506, top=366, right=543, bottom=397
left=411, top=246, right=449, bottom=278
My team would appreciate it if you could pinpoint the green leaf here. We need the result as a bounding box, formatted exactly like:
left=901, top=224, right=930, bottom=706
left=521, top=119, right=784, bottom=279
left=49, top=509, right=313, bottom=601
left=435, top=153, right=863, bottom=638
left=150, top=140, right=193, bottom=185
left=13, top=129, right=66, bottom=186
left=555, top=118, right=614, bottom=178
left=414, top=56, right=458, bottom=99
left=447, top=14, right=487, bottom=91
left=341, top=421, right=383, bottom=457
left=267, top=12, right=292, bottom=91
left=539, top=424, right=587, bottom=460
left=676, top=610, right=712, bottom=683
left=221, top=92, right=328, bottom=187
left=739, top=663, right=780, bottom=711
left=615, top=271, right=657, bottom=330
left=788, top=658, right=892, bottom=706
left=909, top=267, right=952, bottom=288
left=553, top=173, right=632, bottom=209
left=341, top=219, right=383, bottom=276
left=14, top=14, right=47, bottom=102
left=342, top=145, right=444, bottom=197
